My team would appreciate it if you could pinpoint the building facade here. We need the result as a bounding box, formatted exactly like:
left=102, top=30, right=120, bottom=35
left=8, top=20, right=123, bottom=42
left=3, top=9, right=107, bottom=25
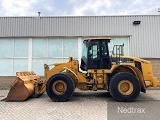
left=0, top=15, right=160, bottom=77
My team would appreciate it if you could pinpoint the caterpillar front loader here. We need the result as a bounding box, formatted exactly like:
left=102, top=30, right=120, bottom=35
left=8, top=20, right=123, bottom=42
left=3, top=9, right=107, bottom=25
left=4, top=38, right=160, bottom=102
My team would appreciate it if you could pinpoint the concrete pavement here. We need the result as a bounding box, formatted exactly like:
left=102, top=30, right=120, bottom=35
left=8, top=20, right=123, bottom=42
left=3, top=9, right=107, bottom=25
left=0, top=90, right=160, bottom=120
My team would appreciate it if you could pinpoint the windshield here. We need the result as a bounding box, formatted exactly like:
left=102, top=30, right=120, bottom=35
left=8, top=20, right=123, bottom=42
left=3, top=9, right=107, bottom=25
left=80, top=40, right=88, bottom=71
left=82, top=40, right=87, bottom=58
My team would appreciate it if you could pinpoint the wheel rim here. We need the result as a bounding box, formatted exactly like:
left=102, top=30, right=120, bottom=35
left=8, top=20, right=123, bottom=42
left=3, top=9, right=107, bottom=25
left=52, top=80, right=67, bottom=95
left=118, top=80, right=133, bottom=95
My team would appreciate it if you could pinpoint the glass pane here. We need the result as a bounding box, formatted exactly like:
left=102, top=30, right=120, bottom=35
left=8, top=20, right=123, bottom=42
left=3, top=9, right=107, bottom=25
left=32, top=38, right=47, bottom=57
left=62, top=58, right=69, bottom=62
left=13, top=59, right=28, bottom=73
left=113, top=38, right=129, bottom=55
left=92, top=45, right=98, bottom=58
left=14, top=38, right=29, bottom=57
left=48, top=38, right=62, bottom=57
left=0, top=39, right=14, bottom=57
left=0, top=59, right=13, bottom=75
left=63, top=38, right=78, bottom=58
left=108, top=41, right=113, bottom=55
left=32, top=59, right=48, bottom=75
left=102, top=41, right=108, bottom=56
left=48, top=58, right=63, bottom=65
left=82, top=41, right=87, bottom=58
left=109, top=37, right=129, bottom=56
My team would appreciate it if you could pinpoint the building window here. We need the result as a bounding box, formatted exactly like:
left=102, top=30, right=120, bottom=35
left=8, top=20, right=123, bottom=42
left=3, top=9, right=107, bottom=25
left=32, top=38, right=78, bottom=75
left=109, top=37, right=129, bottom=56
left=0, top=37, right=78, bottom=76
left=0, top=38, right=28, bottom=75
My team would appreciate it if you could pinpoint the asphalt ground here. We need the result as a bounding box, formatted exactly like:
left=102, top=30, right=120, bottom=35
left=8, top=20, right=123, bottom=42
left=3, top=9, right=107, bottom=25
left=0, top=89, right=160, bottom=120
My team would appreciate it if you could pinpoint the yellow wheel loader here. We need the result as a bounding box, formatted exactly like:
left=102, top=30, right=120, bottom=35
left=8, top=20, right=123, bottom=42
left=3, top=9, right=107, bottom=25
left=4, top=38, right=160, bottom=102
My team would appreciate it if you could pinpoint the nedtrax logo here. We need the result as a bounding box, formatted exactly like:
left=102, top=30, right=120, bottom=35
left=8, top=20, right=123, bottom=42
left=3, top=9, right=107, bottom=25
left=117, top=107, right=145, bottom=114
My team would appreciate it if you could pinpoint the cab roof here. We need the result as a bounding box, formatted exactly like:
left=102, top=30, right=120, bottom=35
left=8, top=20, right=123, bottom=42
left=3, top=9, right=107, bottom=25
left=85, top=37, right=111, bottom=40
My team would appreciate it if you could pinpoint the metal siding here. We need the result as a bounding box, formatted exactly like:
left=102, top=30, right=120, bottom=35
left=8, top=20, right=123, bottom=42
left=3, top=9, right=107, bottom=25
left=0, top=16, right=160, bottom=58
left=129, top=16, right=160, bottom=58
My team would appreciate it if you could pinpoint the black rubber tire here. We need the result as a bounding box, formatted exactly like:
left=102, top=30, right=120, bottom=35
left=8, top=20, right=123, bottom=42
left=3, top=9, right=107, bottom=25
left=46, top=73, right=75, bottom=102
left=109, top=72, right=140, bottom=102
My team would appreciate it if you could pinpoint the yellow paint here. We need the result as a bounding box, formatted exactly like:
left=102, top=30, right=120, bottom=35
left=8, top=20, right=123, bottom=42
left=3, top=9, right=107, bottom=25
left=117, top=56, right=160, bottom=87
left=118, top=80, right=134, bottom=95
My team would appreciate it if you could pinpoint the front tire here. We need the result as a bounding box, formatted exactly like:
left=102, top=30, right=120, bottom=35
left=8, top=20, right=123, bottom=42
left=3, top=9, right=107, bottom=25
left=109, top=72, right=140, bottom=102
left=46, top=73, right=75, bottom=102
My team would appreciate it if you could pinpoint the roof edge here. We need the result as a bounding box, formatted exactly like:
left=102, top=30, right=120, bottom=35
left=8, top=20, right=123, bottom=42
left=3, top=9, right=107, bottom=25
left=0, top=15, right=160, bottom=18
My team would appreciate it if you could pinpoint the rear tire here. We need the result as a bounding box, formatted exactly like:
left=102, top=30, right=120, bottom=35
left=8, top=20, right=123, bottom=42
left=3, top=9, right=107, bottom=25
left=46, top=73, right=75, bottom=102
left=109, top=72, right=140, bottom=102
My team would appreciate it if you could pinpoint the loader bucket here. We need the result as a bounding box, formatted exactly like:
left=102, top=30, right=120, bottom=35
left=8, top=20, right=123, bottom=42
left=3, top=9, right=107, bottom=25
left=4, top=72, right=41, bottom=101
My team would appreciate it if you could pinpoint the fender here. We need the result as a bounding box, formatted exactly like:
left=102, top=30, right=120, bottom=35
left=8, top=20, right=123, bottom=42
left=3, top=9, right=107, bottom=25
left=112, top=65, right=146, bottom=93
left=64, top=67, right=79, bottom=82
left=64, top=67, right=87, bottom=83
left=126, top=65, right=146, bottom=92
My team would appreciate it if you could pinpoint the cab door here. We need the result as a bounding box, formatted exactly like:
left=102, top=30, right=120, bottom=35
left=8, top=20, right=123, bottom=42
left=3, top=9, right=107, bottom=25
left=87, top=40, right=111, bottom=69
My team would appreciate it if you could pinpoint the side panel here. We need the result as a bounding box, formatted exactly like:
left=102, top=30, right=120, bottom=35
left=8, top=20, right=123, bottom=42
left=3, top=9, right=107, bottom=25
left=88, top=65, right=147, bottom=92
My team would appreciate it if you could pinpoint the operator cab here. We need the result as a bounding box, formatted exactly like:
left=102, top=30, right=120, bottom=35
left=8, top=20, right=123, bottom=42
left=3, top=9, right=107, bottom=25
left=80, top=38, right=111, bottom=71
